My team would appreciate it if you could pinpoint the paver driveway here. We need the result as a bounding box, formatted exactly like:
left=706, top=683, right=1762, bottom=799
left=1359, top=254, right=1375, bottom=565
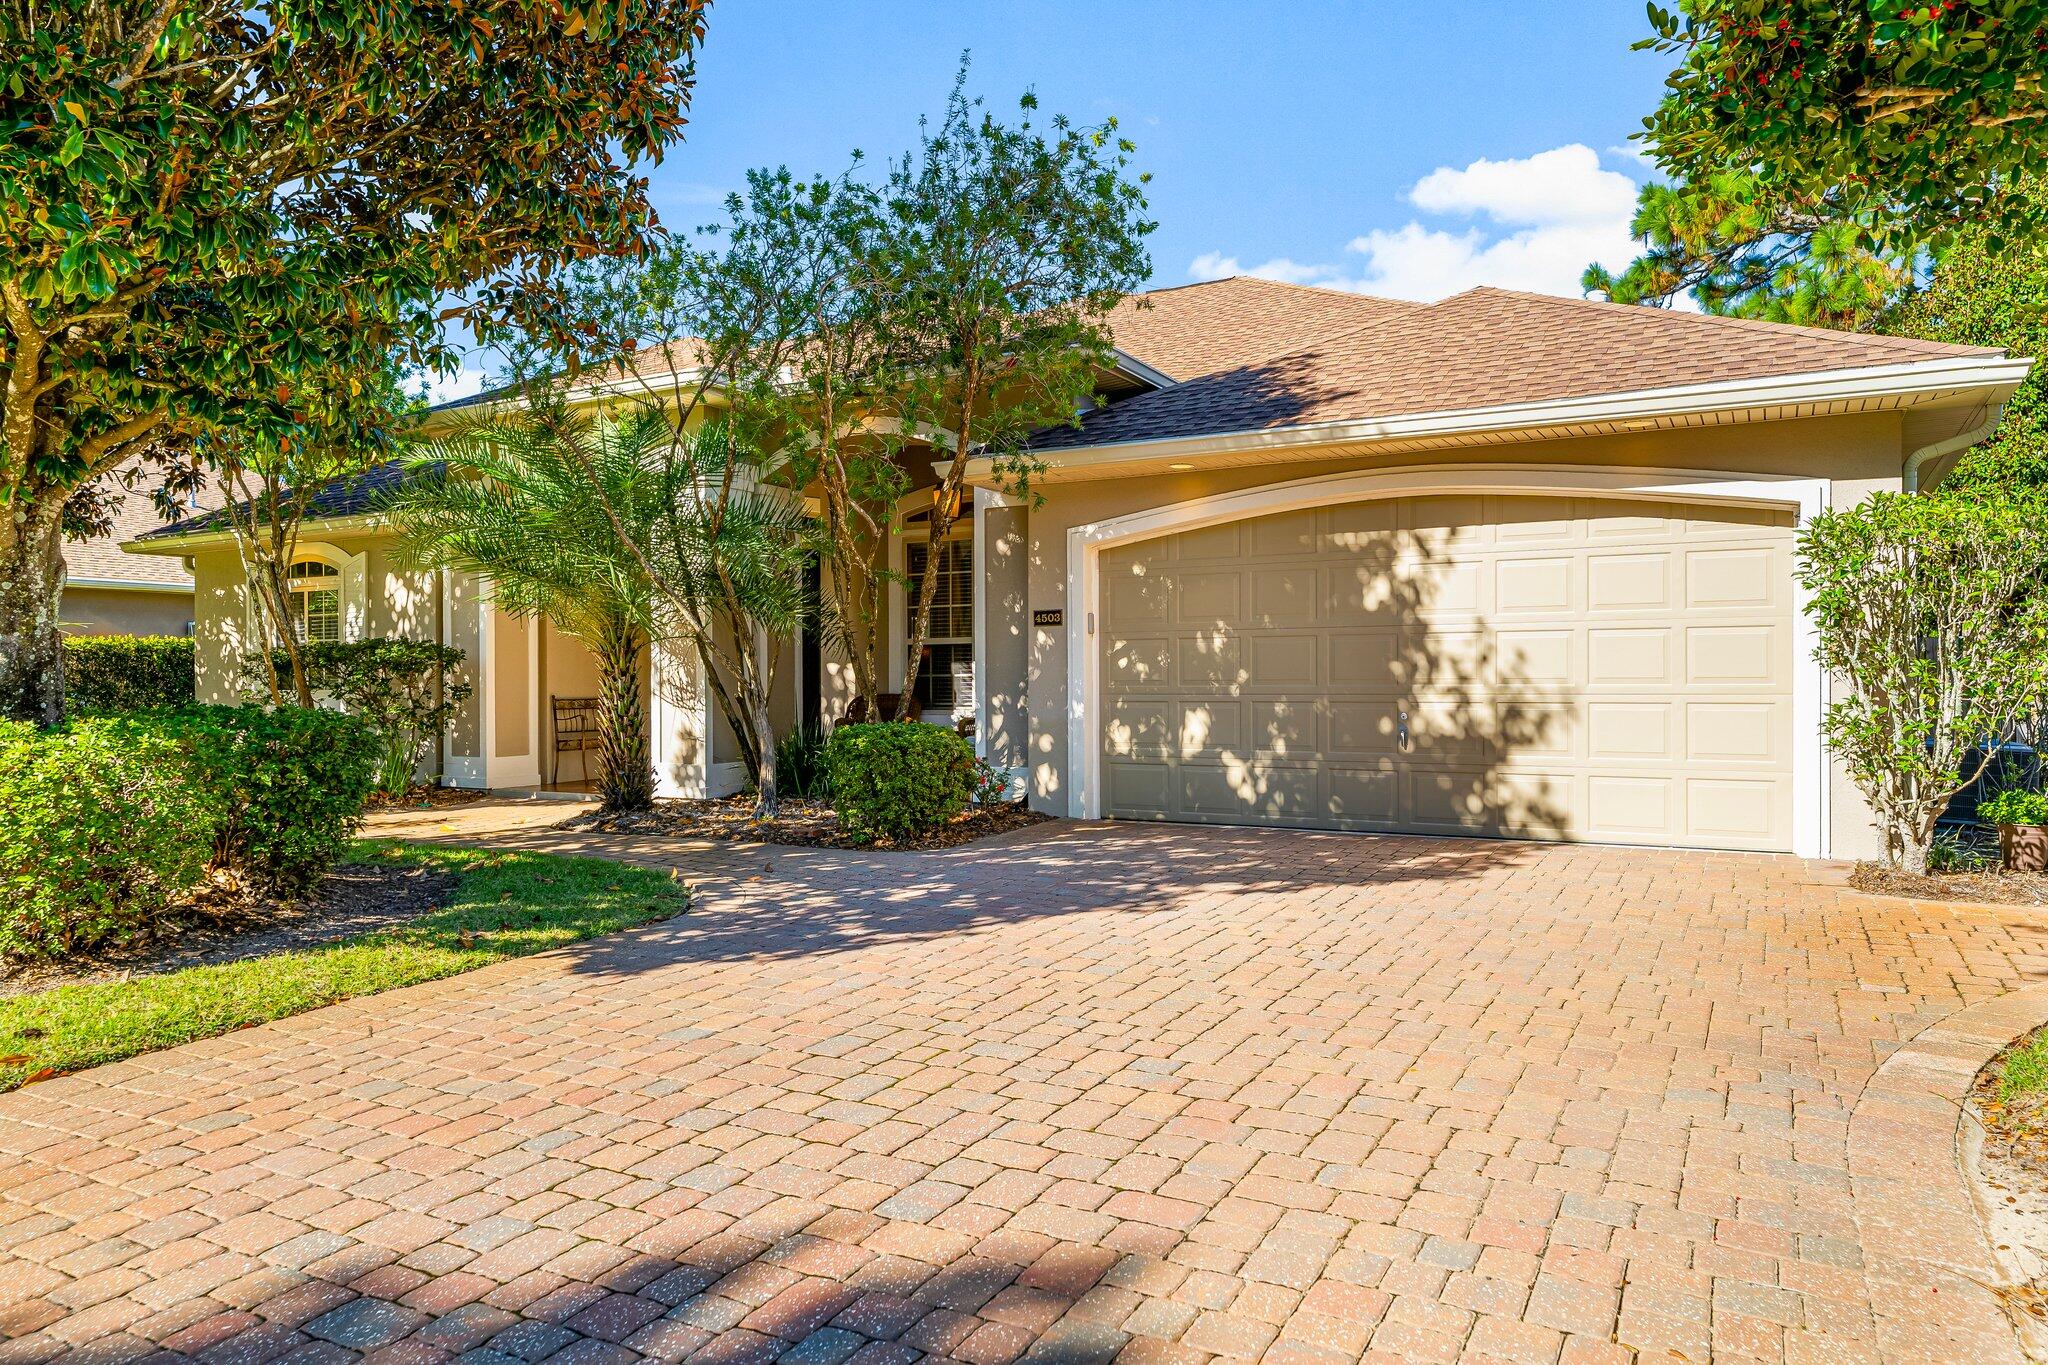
left=4, top=811, right=2048, bottom=1365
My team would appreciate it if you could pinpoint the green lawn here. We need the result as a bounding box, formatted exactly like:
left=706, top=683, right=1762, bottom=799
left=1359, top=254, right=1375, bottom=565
left=2001, top=1028, right=2048, bottom=1104
left=0, top=841, right=688, bottom=1091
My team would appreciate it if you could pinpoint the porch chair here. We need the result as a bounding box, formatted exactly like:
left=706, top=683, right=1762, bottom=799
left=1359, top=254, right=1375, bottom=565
left=549, top=695, right=602, bottom=787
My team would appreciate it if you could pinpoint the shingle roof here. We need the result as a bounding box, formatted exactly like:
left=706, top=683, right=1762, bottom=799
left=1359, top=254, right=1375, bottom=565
left=134, top=461, right=426, bottom=543
left=1033, top=284, right=2004, bottom=452
left=1104, top=277, right=1424, bottom=382
left=69, top=487, right=224, bottom=587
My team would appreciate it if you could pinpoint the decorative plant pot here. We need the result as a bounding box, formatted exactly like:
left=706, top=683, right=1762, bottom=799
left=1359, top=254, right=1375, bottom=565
left=1999, top=823, right=2048, bottom=873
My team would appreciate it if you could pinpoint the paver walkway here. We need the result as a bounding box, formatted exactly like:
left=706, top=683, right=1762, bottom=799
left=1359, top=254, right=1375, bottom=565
left=4, top=805, right=2048, bottom=1365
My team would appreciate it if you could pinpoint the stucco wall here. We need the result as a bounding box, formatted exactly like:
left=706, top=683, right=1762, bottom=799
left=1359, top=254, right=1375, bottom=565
left=185, top=534, right=442, bottom=703
left=61, top=586, right=194, bottom=638
left=1002, top=413, right=1914, bottom=861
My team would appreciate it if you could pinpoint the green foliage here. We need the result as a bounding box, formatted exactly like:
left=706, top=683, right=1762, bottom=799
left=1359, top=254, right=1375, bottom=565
left=155, top=704, right=380, bottom=894
left=1880, top=221, right=2048, bottom=491
left=970, top=755, right=1012, bottom=807
left=62, top=635, right=195, bottom=712
left=1583, top=173, right=1919, bottom=328
left=393, top=403, right=665, bottom=810
left=775, top=722, right=832, bottom=801
left=0, top=704, right=380, bottom=959
left=826, top=722, right=976, bottom=841
left=292, top=639, right=471, bottom=796
left=1640, top=1, right=2048, bottom=244
left=0, top=0, right=708, bottom=723
left=1797, top=490, right=2048, bottom=869
left=1982, top=788, right=2048, bottom=827
left=0, top=716, right=213, bottom=959
left=0, top=841, right=689, bottom=1088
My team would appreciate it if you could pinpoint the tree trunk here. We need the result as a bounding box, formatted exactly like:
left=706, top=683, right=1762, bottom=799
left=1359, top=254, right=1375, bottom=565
left=0, top=490, right=69, bottom=726
left=695, top=636, right=761, bottom=781
left=594, top=617, right=653, bottom=811
left=752, top=694, right=779, bottom=820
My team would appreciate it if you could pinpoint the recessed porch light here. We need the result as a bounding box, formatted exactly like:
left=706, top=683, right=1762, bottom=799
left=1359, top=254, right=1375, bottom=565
left=1168, top=462, right=1196, bottom=471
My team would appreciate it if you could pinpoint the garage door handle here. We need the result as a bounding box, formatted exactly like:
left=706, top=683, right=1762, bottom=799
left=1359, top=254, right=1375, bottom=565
left=1397, top=709, right=1410, bottom=751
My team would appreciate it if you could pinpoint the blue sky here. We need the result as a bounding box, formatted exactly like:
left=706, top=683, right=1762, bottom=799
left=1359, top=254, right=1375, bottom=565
left=436, top=2, right=1679, bottom=399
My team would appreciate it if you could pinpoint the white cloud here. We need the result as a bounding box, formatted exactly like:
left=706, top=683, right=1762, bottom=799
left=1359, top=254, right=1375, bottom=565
left=417, top=364, right=490, bottom=408
left=1187, top=143, right=1645, bottom=303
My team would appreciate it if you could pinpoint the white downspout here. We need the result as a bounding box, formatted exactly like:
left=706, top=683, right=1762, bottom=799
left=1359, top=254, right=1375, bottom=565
left=1903, top=396, right=2005, bottom=493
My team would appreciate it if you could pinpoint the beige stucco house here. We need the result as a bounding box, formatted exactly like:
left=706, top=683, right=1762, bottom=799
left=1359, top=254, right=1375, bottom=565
left=127, top=277, right=2034, bottom=860
left=63, top=492, right=207, bottom=637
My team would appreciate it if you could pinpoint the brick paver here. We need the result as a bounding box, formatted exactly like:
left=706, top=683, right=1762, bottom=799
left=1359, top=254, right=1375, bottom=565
left=4, top=804, right=2048, bottom=1363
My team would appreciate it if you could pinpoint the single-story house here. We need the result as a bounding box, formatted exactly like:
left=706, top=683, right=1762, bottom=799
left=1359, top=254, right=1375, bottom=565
left=128, top=277, right=2034, bottom=860
left=64, top=490, right=208, bottom=637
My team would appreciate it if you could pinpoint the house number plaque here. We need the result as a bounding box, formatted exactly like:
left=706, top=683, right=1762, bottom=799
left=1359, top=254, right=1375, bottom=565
left=1033, top=609, right=1063, bottom=628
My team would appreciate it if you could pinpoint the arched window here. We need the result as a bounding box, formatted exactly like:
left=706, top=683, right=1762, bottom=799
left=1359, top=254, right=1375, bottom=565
left=288, top=559, right=342, bottom=643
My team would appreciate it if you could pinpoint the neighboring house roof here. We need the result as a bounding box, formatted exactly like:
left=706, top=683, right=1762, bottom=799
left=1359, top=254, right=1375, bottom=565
left=1103, top=276, right=1425, bottom=382
left=133, top=460, right=424, bottom=544
left=1031, top=283, right=2004, bottom=453
left=69, top=488, right=215, bottom=590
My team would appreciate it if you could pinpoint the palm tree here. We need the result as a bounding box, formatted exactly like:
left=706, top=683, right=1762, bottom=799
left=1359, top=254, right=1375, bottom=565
left=636, top=417, right=813, bottom=816
left=389, top=402, right=666, bottom=811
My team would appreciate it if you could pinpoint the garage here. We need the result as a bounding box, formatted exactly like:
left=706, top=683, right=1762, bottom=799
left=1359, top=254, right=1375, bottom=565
left=1097, top=493, right=1797, bottom=851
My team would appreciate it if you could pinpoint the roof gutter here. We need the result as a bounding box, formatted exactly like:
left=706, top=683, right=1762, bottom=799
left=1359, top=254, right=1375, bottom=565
left=984, top=353, right=2036, bottom=487
left=1902, top=394, right=2005, bottom=493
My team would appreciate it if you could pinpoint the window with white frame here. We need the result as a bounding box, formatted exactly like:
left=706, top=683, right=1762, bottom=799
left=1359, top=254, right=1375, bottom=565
left=906, top=537, right=972, bottom=713
left=288, top=559, right=342, bottom=643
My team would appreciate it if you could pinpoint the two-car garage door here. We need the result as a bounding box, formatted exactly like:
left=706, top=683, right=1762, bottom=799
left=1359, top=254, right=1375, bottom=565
left=1098, top=494, right=1796, bottom=851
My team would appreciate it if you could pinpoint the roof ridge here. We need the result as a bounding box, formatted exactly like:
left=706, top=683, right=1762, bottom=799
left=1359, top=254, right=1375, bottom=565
left=1449, top=285, right=2003, bottom=359
left=1133, top=274, right=1420, bottom=310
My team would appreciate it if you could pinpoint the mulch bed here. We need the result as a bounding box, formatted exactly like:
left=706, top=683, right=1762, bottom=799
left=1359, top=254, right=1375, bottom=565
left=0, top=860, right=461, bottom=998
left=1849, top=861, right=2048, bottom=905
left=571, top=794, right=1050, bottom=850
left=367, top=785, right=493, bottom=812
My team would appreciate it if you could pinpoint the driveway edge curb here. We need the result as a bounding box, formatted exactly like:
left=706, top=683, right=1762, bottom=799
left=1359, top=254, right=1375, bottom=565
left=1848, top=984, right=2048, bottom=1364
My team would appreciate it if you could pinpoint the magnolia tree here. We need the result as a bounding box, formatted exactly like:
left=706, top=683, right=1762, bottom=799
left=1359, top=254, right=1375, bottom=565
left=1798, top=491, right=2048, bottom=872
left=0, top=0, right=707, bottom=723
left=1641, top=1, right=2048, bottom=244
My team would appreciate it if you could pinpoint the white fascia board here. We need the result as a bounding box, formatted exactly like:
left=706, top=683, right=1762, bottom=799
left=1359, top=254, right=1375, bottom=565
left=121, top=512, right=391, bottom=556
left=1108, top=349, right=1177, bottom=393
left=990, top=354, right=2038, bottom=480
left=65, top=576, right=193, bottom=593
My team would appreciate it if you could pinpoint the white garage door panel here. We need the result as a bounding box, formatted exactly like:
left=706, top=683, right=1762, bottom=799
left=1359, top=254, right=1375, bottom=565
left=1098, top=494, right=1796, bottom=851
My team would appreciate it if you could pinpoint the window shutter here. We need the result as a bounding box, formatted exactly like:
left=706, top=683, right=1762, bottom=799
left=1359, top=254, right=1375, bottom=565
left=341, top=552, right=368, bottom=642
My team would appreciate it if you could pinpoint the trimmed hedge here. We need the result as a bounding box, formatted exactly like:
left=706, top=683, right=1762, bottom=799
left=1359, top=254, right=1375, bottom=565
left=63, top=635, right=195, bottom=712
left=0, top=717, right=214, bottom=958
left=0, top=706, right=380, bottom=959
left=160, top=705, right=382, bottom=894
left=826, top=722, right=976, bottom=841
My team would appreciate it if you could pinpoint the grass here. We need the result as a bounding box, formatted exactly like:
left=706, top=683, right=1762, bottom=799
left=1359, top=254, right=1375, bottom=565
left=0, top=840, right=688, bottom=1091
left=2001, top=1027, right=2048, bottom=1104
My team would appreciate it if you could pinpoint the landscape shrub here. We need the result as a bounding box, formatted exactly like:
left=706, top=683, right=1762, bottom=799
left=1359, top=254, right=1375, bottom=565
left=826, top=722, right=976, bottom=841
left=1798, top=490, right=2048, bottom=871
left=63, top=635, right=195, bottom=712
left=970, top=755, right=1012, bottom=807
left=0, top=717, right=213, bottom=959
left=293, top=639, right=471, bottom=796
left=159, top=705, right=381, bottom=893
left=1982, top=788, right=2048, bottom=828
left=775, top=722, right=831, bottom=800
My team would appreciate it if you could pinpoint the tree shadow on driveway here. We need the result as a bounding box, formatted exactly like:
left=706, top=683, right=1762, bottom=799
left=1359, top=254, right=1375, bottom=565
left=407, top=813, right=1548, bottom=981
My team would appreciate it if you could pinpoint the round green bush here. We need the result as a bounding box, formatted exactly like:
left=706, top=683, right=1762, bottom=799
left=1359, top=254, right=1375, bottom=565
left=0, top=716, right=214, bottom=959
left=826, top=722, right=976, bottom=842
left=153, top=704, right=382, bottom=894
